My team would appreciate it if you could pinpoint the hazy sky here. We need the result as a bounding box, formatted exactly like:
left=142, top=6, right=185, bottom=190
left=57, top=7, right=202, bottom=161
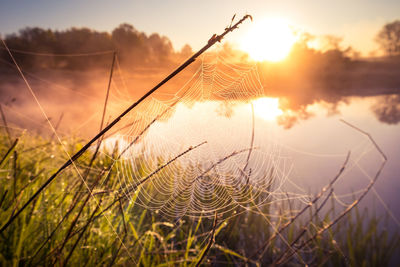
left=1, top=0, right=399, bottom=55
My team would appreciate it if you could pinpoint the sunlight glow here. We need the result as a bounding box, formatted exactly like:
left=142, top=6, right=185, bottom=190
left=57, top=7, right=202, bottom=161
left=252, top=97, right=283, bottom=121
left=240, top=17, right=296, bottom=62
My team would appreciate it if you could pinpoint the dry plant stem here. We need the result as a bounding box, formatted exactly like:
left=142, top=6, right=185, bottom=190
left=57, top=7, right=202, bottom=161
left=0, top=138, right=18, bottom=166
left=0, top=190, right=8, bottom=208
left=12, top=151, right=18, bottom=200
left=50, top=112, right=64, bottom=140
left=118, top=199, right=128, bottom=235
left=244, top=180, right=308, bottom=266
left=157, top=148, right=255, bottom=220
left=82, top=52, right=116, bottom=181
left=103, top=120, right=140, bottom=139
left=95, top=92, right=194, bottom=193
left=29, top=193, right=83, bottom=263
left=52, top=146, right=120, bottom=263
left=108, top=233, right=127, bottom=267
left=112, top=87, right=187, bottom=163
left=95, top=141, right=207, bottom=218
left=107, top=200, right=129, bottom=266
left=274, top=120, right=387, bottom=265
left=198, top=148, right=257, bottom=182
left=0, top=104, right=12, bottom=145
left=327, top=227, right=351, bottom=267
left=0, top=14, right=252, bottom=234
left=54, top=168, right=106, bottom=262
left=33, top=68, right=117, bottom=261
left=312, top=188, right=334, bottom=219
left=99, top=51, right=116, bottom=132
left=73, top=96, right=186, bottom=240
left=340, top=119, right=387, bottom=161
left=33, top=148, right=117, bottom=265
left=243, top=102, right=255, bottom=182
left=195, top=212, right=218, bottom=267
left=255, top=151, right=351, bottom=261
left=121, top=141, right=207, bottom=194
left=10, top=191, right=23, bottom=218
left=62, top=199, right=103, bottom=266
left=29, top=190, right=84, bottom=262
left=63, top=159, right=135, bottom=266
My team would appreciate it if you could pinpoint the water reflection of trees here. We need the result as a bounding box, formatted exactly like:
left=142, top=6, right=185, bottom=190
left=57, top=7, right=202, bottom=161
left=1, top=22, right=400, bottom=130
left=276, top=94, right=400, bottom=129
left=372, top=94, right=400, bottom=125
left=256, top=29, right=400, bottom=128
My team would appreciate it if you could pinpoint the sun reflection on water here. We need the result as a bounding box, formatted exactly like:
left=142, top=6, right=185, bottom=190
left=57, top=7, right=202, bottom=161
left=252, top=97, right=283, bottom=121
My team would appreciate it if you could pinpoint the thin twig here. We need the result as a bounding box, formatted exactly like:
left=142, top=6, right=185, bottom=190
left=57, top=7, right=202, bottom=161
left=108, top=233, right=127, bottom=267
left=243, top=102, right=255, bottom=186
left=195, top=212, right=218, bottom=267
left=62, top=199, right=103, bottom=266
left=0, top=104, right=12, bottom=145
left=107, top=200, right=129, bottom=266
left=0, top=138, right=18, bottom=166
left=12, top=151, right=18, bottom=200
left=81, top=51, right=116, bottom=185
left=99, top=51, right=116, bottom=132
left=254, top=151, right=351, bottom=261
left=103, top=120, right=140, bottom=139
left=54, top=167, right=107, bottom=261
left=157, top=147, right=256, bottom=220
left=0, top=15, right=252, bottom=234
left=274, top=120, right=386, bottom=265
left=31, top=145, right=119, bottom=265
left=50, top=112, right=64, bottom=140
left=93, top=141, right=207, bottom=218
left=0, top=190, right=8, bottom=208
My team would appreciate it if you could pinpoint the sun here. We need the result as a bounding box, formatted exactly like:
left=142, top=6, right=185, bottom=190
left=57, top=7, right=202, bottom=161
left=252, top=97, right=283, bottom=121
left=240, top=17, right=296, bottom=62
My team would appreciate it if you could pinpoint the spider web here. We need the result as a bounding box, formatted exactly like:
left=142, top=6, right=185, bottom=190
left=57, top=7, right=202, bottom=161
left=1, top=43, right=391, bottom=224
left=95, top=49, right=296, bottom=219
left=94, top=46, right=390, bottom=223
left=2, top=33, right=397, bottom=266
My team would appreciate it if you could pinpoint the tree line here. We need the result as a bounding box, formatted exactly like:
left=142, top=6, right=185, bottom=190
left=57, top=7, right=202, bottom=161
left=1, top=20, right=399, bottom=72
left=0, top=23, right=193, bottom=71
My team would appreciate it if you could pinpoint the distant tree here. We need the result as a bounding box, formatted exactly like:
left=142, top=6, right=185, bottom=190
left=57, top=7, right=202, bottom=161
left=147, top=33, right=172, bottom=63
left=320, top=35, right=343, bottom=51
left=375, top=20, right=400, bottom=56
left=111, top=23, right=148, bottom=65
left=1, top=23, right=182, bottom=71
left=179, top=44, right=192, bottom=59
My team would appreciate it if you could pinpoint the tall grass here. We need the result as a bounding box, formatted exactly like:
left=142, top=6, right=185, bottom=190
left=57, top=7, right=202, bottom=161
left=0, top=132, right=399, bottom=266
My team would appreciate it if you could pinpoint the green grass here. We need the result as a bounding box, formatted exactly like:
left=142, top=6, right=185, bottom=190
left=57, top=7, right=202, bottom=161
left=0, top=132, right=399, bottom=266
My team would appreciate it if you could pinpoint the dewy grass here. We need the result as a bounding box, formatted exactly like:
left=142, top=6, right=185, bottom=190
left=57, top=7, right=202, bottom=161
left=0, top=16, right=253, bottom=235
left=0, top=132, right=399, bottom=266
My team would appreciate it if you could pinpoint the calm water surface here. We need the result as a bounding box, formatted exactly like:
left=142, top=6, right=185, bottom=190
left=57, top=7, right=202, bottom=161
left=108, top=95, right=400, bottom=229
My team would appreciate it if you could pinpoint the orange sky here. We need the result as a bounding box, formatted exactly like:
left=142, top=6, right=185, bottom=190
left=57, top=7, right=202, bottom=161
left=1, top=0, right=399, bottom=56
